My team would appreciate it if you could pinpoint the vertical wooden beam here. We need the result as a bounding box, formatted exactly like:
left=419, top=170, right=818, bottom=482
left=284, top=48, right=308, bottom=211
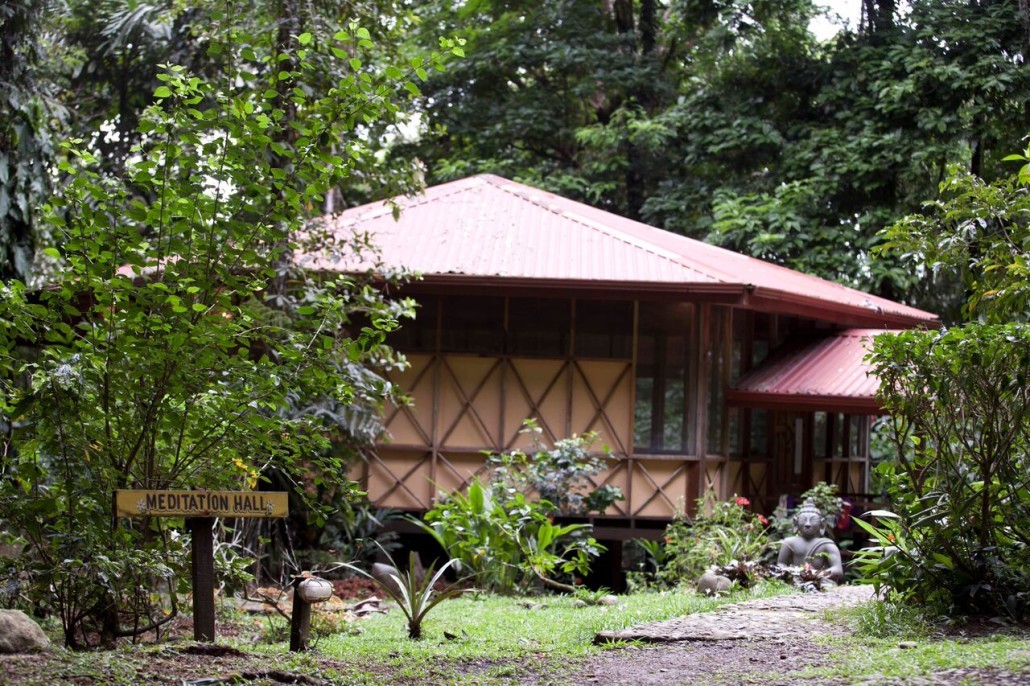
left=187, top=517, right=216, bottom=642
left=697, top=304, right=709, bottom=500
left=430, top=298, right=442, bottom=505
left=628, top=300, right=639, bottom=521
left=564, top=298, right=574, bottom=438
left=289, top=580, right=312, bottom=652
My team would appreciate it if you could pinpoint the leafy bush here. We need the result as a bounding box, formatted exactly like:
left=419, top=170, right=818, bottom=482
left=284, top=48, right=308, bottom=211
left=862, top=144, right=1030, bottom=621
left=625, top=538, right=669, bottom=592
left=487, top=420, right=623, bottom=516
left=0, top=16, right=464, bottom=647
left=417, top=478, right=603, bottom=595
left=415, top=427, right=613, bottom=594
left=861, top=324, right=1030, bottom=620
left=655, top=493, right=771, bottom=589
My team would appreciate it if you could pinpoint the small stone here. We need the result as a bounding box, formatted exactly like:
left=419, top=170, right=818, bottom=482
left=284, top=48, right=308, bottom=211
left=899, top=641, right=918, bottom=649
left=0, top=610, right=49, bottom=653
left=572, top=599, right=588, bottom=608
left=697, top=572, right=732, bottom=596
left=598, top=594, right=619, bottom=606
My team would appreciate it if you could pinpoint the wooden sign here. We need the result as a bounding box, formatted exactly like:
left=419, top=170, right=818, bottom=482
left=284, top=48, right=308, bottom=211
left=114, top=489, right=289, bottom=519
left=113, top=488, right=289, bottom=643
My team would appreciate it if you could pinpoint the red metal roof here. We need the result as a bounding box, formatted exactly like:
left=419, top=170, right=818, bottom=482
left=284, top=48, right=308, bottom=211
left=304, top=174, right=938, bottom=328
left=726, top=329, right=891, bottom=413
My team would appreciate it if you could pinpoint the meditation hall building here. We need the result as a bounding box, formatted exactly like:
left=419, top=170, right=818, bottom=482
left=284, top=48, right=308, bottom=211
left=305, top=174, right=938, bottom=539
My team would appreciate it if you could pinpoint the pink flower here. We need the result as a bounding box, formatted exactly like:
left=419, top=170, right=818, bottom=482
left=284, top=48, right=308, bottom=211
left=757, top=514, right=769, bottom=526
left=735, top=496, right=751, bottom=508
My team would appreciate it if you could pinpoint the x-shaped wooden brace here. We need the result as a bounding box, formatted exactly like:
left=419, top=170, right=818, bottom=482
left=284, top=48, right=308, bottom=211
left=504, top=359, right=570, bottom=450
left=630, top=459, right=692, bottom=516
left=437, top=357, right=504, bottom=449
left=382, top=356, right=435, bottom=447
left=368, top=449, right=433, bottom=510
left=571, top=360, right=632, bottom=455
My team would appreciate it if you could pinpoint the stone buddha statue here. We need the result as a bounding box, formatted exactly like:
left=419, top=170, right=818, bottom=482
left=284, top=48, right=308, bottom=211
left=777, top=498, right=844, bottom=582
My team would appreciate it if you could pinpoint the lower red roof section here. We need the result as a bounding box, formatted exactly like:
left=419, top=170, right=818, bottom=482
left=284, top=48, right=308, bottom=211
left=727, top=329, right=905, bottom=414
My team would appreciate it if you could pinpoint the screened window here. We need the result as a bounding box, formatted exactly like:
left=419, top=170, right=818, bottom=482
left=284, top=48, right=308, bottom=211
left=439, top=296, right=504, bottom=354
left=634, top=303, right=695, bottom=454
left=508, top=298, right=570, bottom=357
left=706, top=307, right=729, bottom=455
left=387, top=295, right=438, bottom=353
left=575, top=300, right=632, bottom=359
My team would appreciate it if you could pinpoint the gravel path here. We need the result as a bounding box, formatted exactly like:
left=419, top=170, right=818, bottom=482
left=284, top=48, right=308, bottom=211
left=566, top=585, right=876, bottom=685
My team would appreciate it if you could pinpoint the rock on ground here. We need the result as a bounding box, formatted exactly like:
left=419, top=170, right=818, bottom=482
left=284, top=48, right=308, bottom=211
left=0, top=610, right=50, bottom=654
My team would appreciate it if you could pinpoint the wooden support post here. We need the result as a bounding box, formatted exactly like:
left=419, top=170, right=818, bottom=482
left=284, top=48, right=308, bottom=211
left=289, top=578, right=312, bottom=652
left=188, top=517, right=216, bottom=642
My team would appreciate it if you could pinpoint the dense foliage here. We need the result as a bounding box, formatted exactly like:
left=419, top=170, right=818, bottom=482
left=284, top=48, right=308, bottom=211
left=862, top=149, right=1030, bottom=621
left=487, top=420, right=623, bottom=516
left=0, top=4, right=462, bottom=647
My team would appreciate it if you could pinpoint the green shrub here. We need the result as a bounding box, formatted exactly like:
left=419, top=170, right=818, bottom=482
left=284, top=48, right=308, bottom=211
left=655, top=492, right=772, bottom=588
left=415, top=478, right=602, bottom=595
left=488, top=420, right=624, bottom=516
left=862, top=324, right=1030, bottom=620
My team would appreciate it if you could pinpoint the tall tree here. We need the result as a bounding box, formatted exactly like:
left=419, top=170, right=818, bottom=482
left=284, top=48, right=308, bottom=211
left=0, top=0, right=61, bottom=282
left=401, top=0, right=681, bottom=218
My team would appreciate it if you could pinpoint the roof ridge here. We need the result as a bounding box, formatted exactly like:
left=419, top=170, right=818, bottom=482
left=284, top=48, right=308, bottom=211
left=340, top=176, right=484, bottom=224
left=484, top=176, right=722, bottom=283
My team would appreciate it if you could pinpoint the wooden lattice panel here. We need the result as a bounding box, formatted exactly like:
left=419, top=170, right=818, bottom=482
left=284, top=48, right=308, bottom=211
left=570, top=361, right=632, bottom=454
left=725, top=460, right=744, bottom=496
left=438, top=357, right=504, bottom=450
left=433, top=452, right=492, bottom=495
left=505, top=359, right=570, bottom=448
left=365, top=448, right=433, bottom=510
left=581, top=458, right=631, bottom=517
left=630, top=459, right=699, bottom=518
left=705, top=462, right=725, bottom=496
left=382, top=354, right=435, bottom=446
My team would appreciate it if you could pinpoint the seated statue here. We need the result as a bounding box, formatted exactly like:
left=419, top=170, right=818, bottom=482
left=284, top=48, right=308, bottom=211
left=777, top=498, right=844, bottom=582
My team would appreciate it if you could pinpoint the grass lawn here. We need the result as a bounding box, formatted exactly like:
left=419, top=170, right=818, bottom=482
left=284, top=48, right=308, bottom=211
left=249, top=585, right=790, bottom=684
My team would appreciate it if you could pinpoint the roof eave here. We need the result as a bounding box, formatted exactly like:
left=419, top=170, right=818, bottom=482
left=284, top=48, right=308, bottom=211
left=385, top=274, right=750, bottom=301
left=725, top=389, right=885, bottom=415
left=745, top=287, right=939, bottom=329
left=318, top=268, right=939, bottom=329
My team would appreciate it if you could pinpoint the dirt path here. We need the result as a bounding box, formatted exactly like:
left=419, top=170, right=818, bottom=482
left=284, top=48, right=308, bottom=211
left=564, top=585, right=875, bottom=685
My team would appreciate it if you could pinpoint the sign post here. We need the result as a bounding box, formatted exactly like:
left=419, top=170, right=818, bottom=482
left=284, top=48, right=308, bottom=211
left=114, top=489, right=288, bottom=642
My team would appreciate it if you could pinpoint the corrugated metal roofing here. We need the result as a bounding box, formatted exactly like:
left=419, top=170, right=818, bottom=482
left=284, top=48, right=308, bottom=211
left=304, top=174, right=938, bottom=328
left=726, top=329, right=890, bottom=413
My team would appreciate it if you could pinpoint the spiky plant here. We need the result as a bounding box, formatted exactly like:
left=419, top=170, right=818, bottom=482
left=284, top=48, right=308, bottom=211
left=343, top=549, right=468, bottom=639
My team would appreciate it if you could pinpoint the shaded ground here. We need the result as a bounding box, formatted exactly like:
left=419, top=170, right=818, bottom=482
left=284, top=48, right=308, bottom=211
left=3, top=585, right=1028, bottom=685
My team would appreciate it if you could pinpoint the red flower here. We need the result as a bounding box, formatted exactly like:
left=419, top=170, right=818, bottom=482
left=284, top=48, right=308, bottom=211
left=757, top=514, right=769, bottom=526
left=735, top=496, right=751, bottom=507
left=664, top=536, right=672, bottom=544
